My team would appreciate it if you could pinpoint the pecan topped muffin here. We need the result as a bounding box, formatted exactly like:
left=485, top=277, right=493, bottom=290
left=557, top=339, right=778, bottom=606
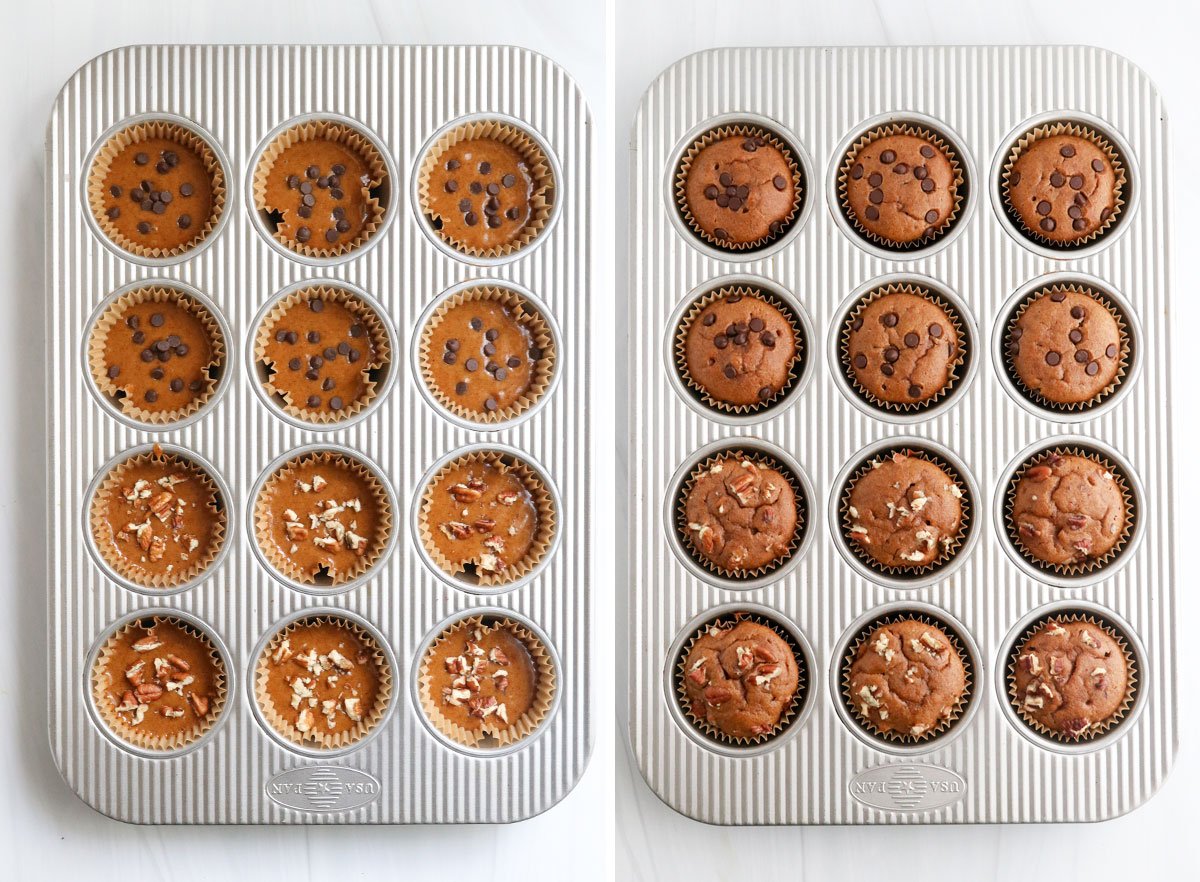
left=681, top=455, right=800, bottom=575
left=680, top=618, right=800, bottom=742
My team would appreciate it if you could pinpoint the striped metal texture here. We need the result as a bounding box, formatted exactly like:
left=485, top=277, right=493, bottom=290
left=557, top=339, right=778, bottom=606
left=47, top=44, right=591, bottom=824
left=627, top=46, right=1176, bottom=824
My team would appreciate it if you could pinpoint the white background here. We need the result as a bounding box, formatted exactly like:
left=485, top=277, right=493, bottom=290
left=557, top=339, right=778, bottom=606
left=0, top=2, right=613, bottom=880
left=614, top=1, right=1194, bottom=879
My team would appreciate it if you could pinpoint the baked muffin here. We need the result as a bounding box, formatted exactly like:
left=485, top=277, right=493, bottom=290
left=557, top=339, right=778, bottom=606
left=92, top=616, right=226, bottom=750
left=253, top=451, right=391, bottom=586
left=1007, top=287, right=1125, bottom=407
left=89, top=447, right=227, bottom=589
left=419, top=452, right=553, bottom=586
left=678, top=127, right=799, bottom=249
left=421, top=288, right=553, bottom=422
left=254, top=120, right=386, bottom=257
left=844, top=451, right=965, bottom=571
left=256, top=615, right=390, bottom=748
left=89, top=286, right=224, bottom=424
left=841, top=126, right=961, bottom=247
left=1011, top=617, right=1132, bottom=740
left=1004, top=126, right=1123, bottom=245
left=681, top=455, right=799, bottom=575
left=844, top=288, right=962, bottom=408
left=680, top=618, right=800, bottom=741
left=89, top=121, right=224, bottom=257
left=1009, top=452, right=1129, bottom=569
left=680, top=289, right=799, bottom=409
left=846, top=618, right=967, bottom=741
left=256, top=287, right=389, bottom=422
left=420, top=617, right=553, bottom=747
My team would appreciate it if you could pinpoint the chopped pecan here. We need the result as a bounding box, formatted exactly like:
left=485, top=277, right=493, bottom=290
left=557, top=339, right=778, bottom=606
left=189, top=693, right=209, bottom=716
left=1026, top=464, right=1053, bottom=481
left=450, top=482, right=483, bottom=503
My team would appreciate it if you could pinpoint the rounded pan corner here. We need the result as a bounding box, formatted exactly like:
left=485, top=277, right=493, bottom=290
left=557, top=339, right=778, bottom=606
left=1073, top=44, right=1170, bottom=124
left=46, top=733, right=139, bottom=826
left=45, top=44, right=147, bottom=140
left=625, top=738, right=724, bottom=827
left=502, top=735, right=596, bottom=825
left=1089, top=732, right=1181, bottom=823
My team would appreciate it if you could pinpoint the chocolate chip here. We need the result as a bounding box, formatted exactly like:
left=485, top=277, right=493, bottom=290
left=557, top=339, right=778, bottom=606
left=336, top=219, right=351, bottom=233
left=322, top=377, right=335, bottom=391
left=924, top=209, right=939, bottom=224
left=169, top=379, right=184, bottom=393
left=881, top=363, right=894, bottom=376
left=297, top=206, right=313, bottom=219
left=486, top=182, right=500, bottom=196
left=722, top=364, right=737, bottom=379
left=741, top=138, right=758, bottom=152
left=316, top=176, right=329, bottom=189
left=929, top=323, right=942, bottom=338
left=331, top=189, right=344, bottom=200
left=285, top=331, right=298, bottom=344
left=180, top=182, right=194, bottom=197
left=136, top=221, right=151, bottom=234
left=1040, top=217, right=1056, bottom=232
left=921, top=179, right=935, bottom=193
left=445, top=159, right=460, bottom=171
left=853, top=354, right=867, bottom=369
left=1010, top=171, right=1021, bottom=186
left=913, top=166, right=928, bottom=180
left=337, top=342, right=350, bottom=356
left=869, top=188, right=884, bottom=204
left=884, top=347, right=900, bottom=363
left=864, top=206, right=879, bottom=221
left=106, top=365, right=120, bottom=379
left=704, top=185, right=718, bottom=200
left=1069, top=175, right=1084, bottom=190
left=306, top=165, right=319, bottom=179
left=1075, top=349, right=1091, bottom=363
left=1050, top=291, right=1066, bottom=302
left=1050, top=172, right=1065, bottom=188
left=1092, top=158, right=1105, bottom=172
left=159, top=191, right=172, bottom=204
left=1060, top=144, right=1076, bottom=158
left=127, top=315, right=140, bottom=330
left=748, top=317, right=764, bottom=333
left=140, top=349, right=154, bottom=362
left=465, top=358, right=478, bottom=372
left=478, top=161, right=492, bottom=174
left=484, top=397, right=497, bottom=411
left=299, top=182, right=313, bottom=195
left=713, top=228, right=729, bottom=240
left=882, top=312, right=898, bottom=328
left=149, top=313, right=164, bottom=328
left=444, top=180, right=458, bottom=193
left=302, top=194, right=316, bottom=208
left=286, top=176, right=300, bottom=189
left=106, top=207, right=120, bottom=219
left=132, top=331, right=145, bottom=344
left=904, top=332, right=920, bottom=348
left=303, top=330, right=318, bottom=344
left=507, top=356, right=521, bottom=369
left=920, top=145, right=935, bottom=158
left=1068, top=204, right=1082, bottom=220
left=1069, top=329, right=1083, bottom=343
left=152, top=201, right=167, bottom=215
left=305, top=369, right=318, bottom=381
left=1070, top=305, right=1085, bottom=319
left=851, top=163, right=864, bottom=180
left=502, top=173, right=517, bottom=188
left=487, top=215, right=502, bottom=228
left=189, top=380, right=202, bottom=392
left=483, top=342, right=496, bottom=357
left=150, top=369, right=164, bottom=381
left=296, top=227, right=311, bottom=243
left=908, top=384, right=922, bottom=398
left=144, top=389, right=159, bottom=404
left=506, top=207, right=521, bottom=221
left=464, top=212, right=478, bottom=226
left=868, top=172, right=883, bottom=187
left=1045, top=351, right=1061, bottom=365
left=880, top=150, right=896, bottom=164
left=134, top=152, right=149, bottom=165
left=1073, top=218, right=1087, bottom=231
left=310, top=355, right=323, bottom=368
left=702, top=313, right=716, bottom=327
left=307, top=395, right=320, bottom=408
left=109, top=184, right=122, bottom=198
left=288, top=357, right=301, bottom=371
left=760, top=332, right=775, bottom=348
left=1086, top=361, right=1100, bottom=375
left=454, top=381, right=468, bottom=395
left=324, top=229, right=339, bottom=243
left=350, top=324, right=364, bottom=338
left=495, top=368, right=508, bottom=381
left=772, top=175, right=787, bottom=191
left=727, top=197, right=742, bottom=211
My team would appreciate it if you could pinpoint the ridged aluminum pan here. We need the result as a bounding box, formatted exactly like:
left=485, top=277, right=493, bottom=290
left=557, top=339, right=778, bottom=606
left=46, top=44, right=592, bottom=824
left=626, top=45, right=1176, bottom=824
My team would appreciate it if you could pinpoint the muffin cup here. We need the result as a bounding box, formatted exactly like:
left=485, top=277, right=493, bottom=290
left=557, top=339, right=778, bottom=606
left=417, top=120, right=555, bottom=259
left=840, top=610, right=972, bottom=745
left=87, top=285, right=226, bottom=426
left=255, top=614, right=392, bottom=750
left=89, top=448, right=227, bottom=589
left=252, top=119, right=388, bottom=259
left=1006, top=611, right=1137, bottom=744
left=674, top=286, right=804, bottom=416
left=418, top=615, right=556, bottom=748
left=417, top=450, right=556, bottom=588
left=1002, top=284, right=1131, bottom=413
left=1003, top=446, right=1136, bottom=577
left=676, top=448, right=806, bottom=581
left=675, top=611, right=807, bottom=747
left=417, top=285, right=556, bottom=425
left=675, top=124, right=803, bottom=252
left=86, top=120, right=227, bottom=259
left=253, top=285, right=391, bottom=425
left=837, top=123, right=965, bottom=251
left=839, top=282, right=968, bottom=414
left=252, top=450, right=393, bottom=587
left=839, top=447, right=971, bottom=580
left=1001, top=121, right=1127, bottom=249
left=92, top=615, right=228, bottom=751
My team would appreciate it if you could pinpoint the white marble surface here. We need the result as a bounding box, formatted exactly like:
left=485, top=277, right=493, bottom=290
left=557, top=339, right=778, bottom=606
left=613, top=1, right=1194, bottom=878
left=0, top=2, right=612, bottom=879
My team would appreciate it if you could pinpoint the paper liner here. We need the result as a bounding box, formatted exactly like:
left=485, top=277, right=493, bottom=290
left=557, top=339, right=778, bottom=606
left=673, top=286, right=804, bottom=415
left=252, top=119, right=388, bottom=258
left=255, top=614, right=392, bottom=750
left=92, top=615, right=228, bottom=751
left=840, top=611, right=972, bottom=745
left=253, top=285, right=391, bottom=424
left=675, top=448, right=807, bottom=581
left=252, top=450, right=393, bottom=587
left=418, top=450, right=556, bottom=588
left=839, top=446, right=971, bottom=579
left=1006, top=611, right=1138, bottom=743
left=838, top=283, right=969, bottom=414
left=1002, top=283, right=1131, bottom=413
left=417, top=286, right=556, bottom=424
left=837, top=123, right=966, bottom=251
left=1003, top=446, right=1136, bottom=577
left=418, top=615, right=556, bottom=748
left=674, top=123, right=803, bottom=252
left=674, top=611, right=807, bottom=746
left=417, top=120, right=555, bottom=258
left=86, top=120, right=227, bottom=258
left=87, top=285, right=226, bottom=425
left=1001, top=121, right=1127, bottom=249
left=89, top=449, right=227, bottom=589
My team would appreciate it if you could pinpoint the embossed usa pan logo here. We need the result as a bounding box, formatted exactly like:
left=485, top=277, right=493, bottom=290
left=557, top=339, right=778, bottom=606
left=266, top=766, right=381, bottom=812
left=848, top=763, right=966, bottom=812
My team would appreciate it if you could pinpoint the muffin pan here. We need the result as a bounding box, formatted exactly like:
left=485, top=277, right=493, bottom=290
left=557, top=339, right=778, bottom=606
left=47, top=45, right=591, bottom=823
left=627, top=46, right=1176, bottom=823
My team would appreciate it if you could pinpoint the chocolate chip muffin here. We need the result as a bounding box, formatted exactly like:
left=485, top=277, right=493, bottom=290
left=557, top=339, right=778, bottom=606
left=1004, top=126, right=1123, bottom=245
left=841, top=126, right=961, bottom=247
left=844, top=287, right=962, bottom=408
left=678, top=127, right=800, bottom=249
left=1011, top=617, right=1132, bottom=740
left=846, top=618, right=967, bottom=741
left=1007, top=287, right=1125, bottom=407
left=681, top=455, right=800, bottom=575
left=844, top=451, right=965, bottom=571
left=681, top=289, right=799, bottom=410
left=680, top=618, right=800, bottom=742
left=1009, top=452, right=1129, bottom=570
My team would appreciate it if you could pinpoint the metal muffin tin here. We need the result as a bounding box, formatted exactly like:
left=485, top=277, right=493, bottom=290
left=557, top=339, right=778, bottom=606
left=626, top=46, right=1176, bottom=823
left=46, top=44, right=592, bottom=824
